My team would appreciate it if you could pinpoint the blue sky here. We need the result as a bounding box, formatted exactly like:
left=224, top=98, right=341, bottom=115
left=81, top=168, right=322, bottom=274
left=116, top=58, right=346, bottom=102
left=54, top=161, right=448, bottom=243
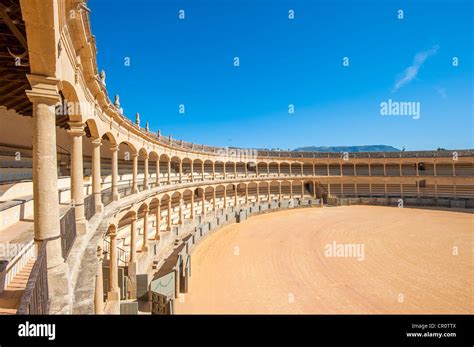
left=89, top=0, right=473, bottom=150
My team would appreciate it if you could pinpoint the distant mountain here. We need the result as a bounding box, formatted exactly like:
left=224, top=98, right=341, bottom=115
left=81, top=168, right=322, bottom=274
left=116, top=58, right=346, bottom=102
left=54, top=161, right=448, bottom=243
left=293, top=145, right=400, bottom=153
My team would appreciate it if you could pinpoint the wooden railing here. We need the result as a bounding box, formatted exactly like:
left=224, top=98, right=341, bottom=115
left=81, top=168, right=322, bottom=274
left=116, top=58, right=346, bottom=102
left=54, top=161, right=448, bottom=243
left=60, top=207, right=76, bottom=260
left=16, top=242, right=49, bottom=315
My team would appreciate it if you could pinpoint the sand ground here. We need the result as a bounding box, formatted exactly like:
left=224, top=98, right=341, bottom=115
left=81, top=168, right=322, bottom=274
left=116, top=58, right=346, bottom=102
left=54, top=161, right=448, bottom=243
left=174, top=206, right=473, bottom=314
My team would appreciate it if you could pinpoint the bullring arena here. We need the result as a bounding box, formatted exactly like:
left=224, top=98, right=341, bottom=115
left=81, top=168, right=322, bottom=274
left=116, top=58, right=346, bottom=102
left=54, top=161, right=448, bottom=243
left=0, top=0, right=472, bottom=316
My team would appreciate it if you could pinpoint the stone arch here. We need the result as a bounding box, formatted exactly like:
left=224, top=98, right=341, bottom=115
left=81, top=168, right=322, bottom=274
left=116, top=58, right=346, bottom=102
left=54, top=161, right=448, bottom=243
left=59, top=80, right=83, bottom=122
left=85, top=118, right=101, bottom=140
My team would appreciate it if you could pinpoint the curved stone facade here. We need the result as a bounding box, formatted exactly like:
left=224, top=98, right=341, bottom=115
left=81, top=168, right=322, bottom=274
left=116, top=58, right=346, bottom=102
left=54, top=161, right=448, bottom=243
left=0, top=0, right=472, bottom=314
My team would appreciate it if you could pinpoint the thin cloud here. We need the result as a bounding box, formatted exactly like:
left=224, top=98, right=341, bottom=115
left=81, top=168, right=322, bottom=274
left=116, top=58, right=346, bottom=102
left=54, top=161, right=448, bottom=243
left=392, top=45, right=439, bottom=92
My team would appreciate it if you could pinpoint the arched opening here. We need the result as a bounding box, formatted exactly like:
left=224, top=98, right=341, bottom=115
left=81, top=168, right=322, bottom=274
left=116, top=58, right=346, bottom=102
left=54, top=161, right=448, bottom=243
left=280, top=163, right=290, bottom=177
left=290, top=163, right=302, bottom=177
left=303, top=163, right=313, bottom=176
left=181, top=158, right=193, bottom=183
left=268, top=162, right=279, bottom=176
left=192, top=159, right=203, bottom=181
left=257, top=162, right=268, bottom=177
left=159, top=154, right=170, bottom=184
left=225, top=162, right=235, bottom=179
left=203, top=160, right=213, bottom=180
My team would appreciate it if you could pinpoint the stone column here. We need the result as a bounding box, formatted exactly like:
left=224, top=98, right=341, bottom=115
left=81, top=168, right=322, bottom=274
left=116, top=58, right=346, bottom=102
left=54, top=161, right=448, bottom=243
left=191, top=162, right=194, bottom=182
left=94, top=246, right=104, bottom=314
left=156, top=159, right=160, bottom=186
left=108, top=230, right=120, bottom=301
left=167, top=200, right=172, bottom=230
left=212, top=162, right=216, bottom=180
left=178, top=161, right=182, bottom=182
left=245, top=185, right=249, bottom=204
left=301, top=181, right=304, bottom=197
left=313, top=163, right=316, bottom=176
left=213, top=189, right=217, bottom=211
left=91, top=138, right=103, bottom=213
left=234, top=185, right=238, bottom=206
left=68, top=122, right=87, bottom=235
left=201, top=162, right=205, bottom=181
left=256, top=164, right=259, bottom=177
left=155, top=203, right=161, bottom=240
left=178, top=198, right=183, bottom=225
left=223, top=163, right=227, bottom=179
left=223, top=188, right=227, bottom=209
left=313, top=181, right=317, bottom=198
left=190, top=192, right=194, bottom=220
left=167, top=160, right=171, bottom=183
left=289, top=164, right=292, bottom=177
left=132, top=153, right=138, bottom=194
left=202, top=190, right=206, bottom=214
left=301, top=164, right=304, bottom=176
left=290, top=183, right=293, bottom=199
left=143, top=155, right=149, bottom=189
left=128, top=216, right=138, bottom=298
left=142, top=208, right=149, bottom=252
left=278, top=163, right=281, bottom=177
left=110, top=145, right=120, bottom=201
left=267, top=163, right=270, bottom=176
left=245, top=163, right=248, bottom=178
left=234, top=163, right=237, bottom=178
left=25, top=75, right=63, bottom=269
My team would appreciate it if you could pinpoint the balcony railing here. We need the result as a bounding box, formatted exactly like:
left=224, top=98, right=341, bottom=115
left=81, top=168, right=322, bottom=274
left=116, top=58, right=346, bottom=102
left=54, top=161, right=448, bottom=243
left=60, top=207, right=77, bottom=260
left=103, top=239, right=129, bottom=266
left=16, top=242, right=49, bottom=315
left=84, top=194, right=96, bottom=220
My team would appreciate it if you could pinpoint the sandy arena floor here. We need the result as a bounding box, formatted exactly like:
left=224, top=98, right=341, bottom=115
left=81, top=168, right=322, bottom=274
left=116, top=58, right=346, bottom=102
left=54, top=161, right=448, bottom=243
left=175, top=206, right=473, bottom=314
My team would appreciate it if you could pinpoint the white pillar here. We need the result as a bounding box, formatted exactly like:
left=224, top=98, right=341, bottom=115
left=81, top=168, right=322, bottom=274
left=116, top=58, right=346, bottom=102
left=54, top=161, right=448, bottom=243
left=107, top=230, right=120, bottom=301
left=142, top=208, right=149, bottom=252
left=202, top=190, right=206, bottom=214
left=167, top=160, right=171, bottom=183
left=92, top=138, right=103, bottom=213
left=143, top=155, right=149, bottom=189
left=26, top=75, right=63, bottom=269
left=68, top=121, right=87, bottom=235
left=129, top=216, right=138, bottom=279
left=167, top=199, right=172, bottom=231
left=156, top=159, right=160, bottom=186
left=155, top=203, right=161, bottom=240
left=132, top=153, right=138, bottom=193
left=94, top=246, right=104, bottom=314
left=111, top=145, right=120, bottom=201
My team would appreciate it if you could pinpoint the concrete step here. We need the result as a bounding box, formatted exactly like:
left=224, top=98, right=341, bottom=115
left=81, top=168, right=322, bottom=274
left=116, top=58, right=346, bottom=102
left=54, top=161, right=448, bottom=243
left=0, top=259, right=34, bottom=314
